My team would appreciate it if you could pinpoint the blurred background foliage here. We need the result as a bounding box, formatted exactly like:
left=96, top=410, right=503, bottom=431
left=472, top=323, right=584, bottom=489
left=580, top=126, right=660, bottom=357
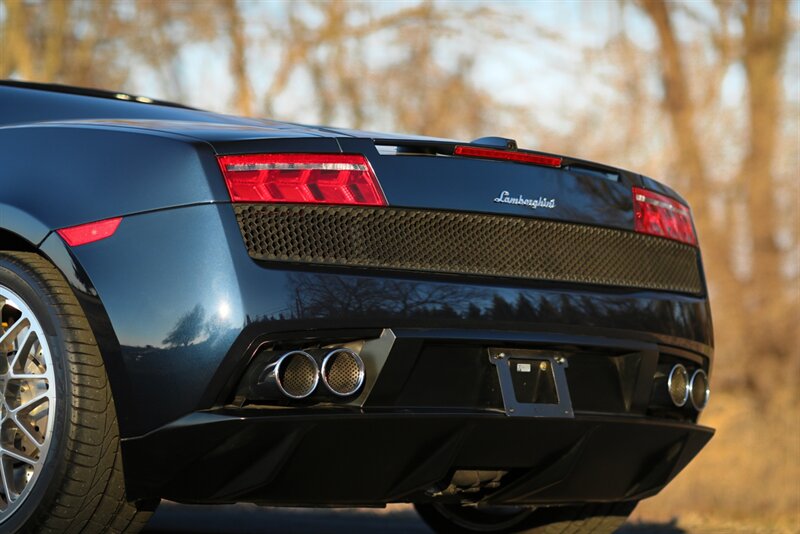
left=1, top=0, right=798, bottom=528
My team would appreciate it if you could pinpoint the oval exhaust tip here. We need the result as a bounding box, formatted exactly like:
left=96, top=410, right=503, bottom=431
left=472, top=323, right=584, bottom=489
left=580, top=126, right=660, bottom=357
left=275, top=351, right=319, bottom=399
left=321, top=348, right=365, bottom=397
left=689, top=369, right=710, bottom=411
left=667, top=364, right=689, bottom=408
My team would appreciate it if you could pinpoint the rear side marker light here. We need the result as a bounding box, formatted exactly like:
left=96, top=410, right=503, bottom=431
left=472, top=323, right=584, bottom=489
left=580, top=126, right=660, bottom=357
left=454, top=145, right=562, bottom=168
left=633, top=187, right=697, bottom=246
left=56, top=217, right=122, bottom=247
left=217, top=153, right=387, bottom=206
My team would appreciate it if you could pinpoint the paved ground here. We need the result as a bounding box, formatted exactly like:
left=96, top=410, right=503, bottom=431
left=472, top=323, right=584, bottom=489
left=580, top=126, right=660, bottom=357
left=142, top=503, right=691, bottom=534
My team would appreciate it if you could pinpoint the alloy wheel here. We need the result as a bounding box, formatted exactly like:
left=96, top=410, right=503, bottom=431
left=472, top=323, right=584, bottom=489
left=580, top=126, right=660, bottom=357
left=0, top=285, right=56, bottom=521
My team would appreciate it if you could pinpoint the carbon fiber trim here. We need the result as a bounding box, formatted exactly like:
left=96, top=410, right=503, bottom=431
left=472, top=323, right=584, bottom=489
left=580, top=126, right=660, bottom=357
left=234, top=204, right=703, bottom=295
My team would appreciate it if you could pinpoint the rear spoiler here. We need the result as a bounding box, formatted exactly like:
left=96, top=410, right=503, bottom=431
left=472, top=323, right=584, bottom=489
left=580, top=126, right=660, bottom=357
left=372, top=138, right=621, bottom=182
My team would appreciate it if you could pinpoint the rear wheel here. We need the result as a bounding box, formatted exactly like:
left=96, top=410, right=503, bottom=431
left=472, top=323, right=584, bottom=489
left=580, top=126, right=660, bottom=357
left=0, top=251, right=155, bottom=533
left=414, top=501, right=637, bottom=534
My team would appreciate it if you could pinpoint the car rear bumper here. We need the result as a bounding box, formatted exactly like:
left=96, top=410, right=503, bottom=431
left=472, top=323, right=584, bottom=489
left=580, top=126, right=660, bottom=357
left=38, top=202, right=715, bottom=504
left=122, top=410, right=713, bottom=505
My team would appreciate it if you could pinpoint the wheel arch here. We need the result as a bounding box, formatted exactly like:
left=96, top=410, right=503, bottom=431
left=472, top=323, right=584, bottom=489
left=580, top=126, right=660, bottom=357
left=0, top=203, right=52, bottom=250
left=6, top=231, right=138, bottom=438
left=0, top=248, right=154, bottom=529
left=0, top=227, right=40, bottom=252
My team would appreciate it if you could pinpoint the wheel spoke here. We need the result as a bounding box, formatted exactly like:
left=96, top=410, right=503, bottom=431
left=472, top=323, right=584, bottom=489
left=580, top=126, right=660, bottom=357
left=7, top=374, right=48, bottom=381
left=0, top=447, right=35, bottom=466
left=9, top=416, right=44, bottom=448
left=0, top=456, right=15, bottom=504
left=9, top=327, right=35, bottom=373
left=0, top=316, right=29, bottom=351
left=12, top=393, right=48, bottom=416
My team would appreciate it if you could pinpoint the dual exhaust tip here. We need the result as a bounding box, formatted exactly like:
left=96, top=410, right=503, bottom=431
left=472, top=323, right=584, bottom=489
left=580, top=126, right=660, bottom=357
left=667, top=364, right=709, bottom=411
left=266, top=348, right=365, bottom=400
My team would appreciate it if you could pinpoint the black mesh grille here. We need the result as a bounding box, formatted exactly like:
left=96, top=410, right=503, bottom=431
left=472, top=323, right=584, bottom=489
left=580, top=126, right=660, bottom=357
left=234, top=204, right=703, bottom=295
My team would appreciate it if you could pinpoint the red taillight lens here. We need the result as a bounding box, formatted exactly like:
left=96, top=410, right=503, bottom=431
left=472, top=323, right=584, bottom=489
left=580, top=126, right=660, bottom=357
left=454, top=145, right=562, bottom=168
left=56, top=217, right=122, bottom=247
left=217, top=153, right=387, bottom=206
left=633, top=187, right=696, bottom=246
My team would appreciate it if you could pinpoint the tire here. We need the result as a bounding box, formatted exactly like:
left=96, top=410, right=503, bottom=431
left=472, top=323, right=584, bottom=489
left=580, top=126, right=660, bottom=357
left=0, top=251, right=155, bottom=533
left=414, top=501, right=637, bottom=534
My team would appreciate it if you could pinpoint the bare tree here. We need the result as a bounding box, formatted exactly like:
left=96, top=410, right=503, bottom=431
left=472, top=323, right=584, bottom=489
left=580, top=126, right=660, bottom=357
left=0, top=0, right=218, bottom=97
left=254, top=0, right=513, bottom=137
left=636, top=0, right=797, bottom=390
left=223, top=0, right=253, bottom=116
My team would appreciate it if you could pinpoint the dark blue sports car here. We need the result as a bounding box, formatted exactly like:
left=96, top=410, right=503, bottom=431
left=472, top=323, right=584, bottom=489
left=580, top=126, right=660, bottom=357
left=0, top=80, right=713, bottom=534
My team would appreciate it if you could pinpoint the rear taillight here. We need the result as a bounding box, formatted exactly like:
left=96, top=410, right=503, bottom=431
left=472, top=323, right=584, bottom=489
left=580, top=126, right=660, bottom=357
left=633, top=187, right=696, bottom=246
left=217, top=153, right=387, bottom=206
left=454, top=145, right=562, bottom=168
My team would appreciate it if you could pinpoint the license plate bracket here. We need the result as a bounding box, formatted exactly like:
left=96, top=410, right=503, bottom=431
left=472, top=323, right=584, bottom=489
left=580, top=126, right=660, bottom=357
left=488, top=348, right=574, bottom=418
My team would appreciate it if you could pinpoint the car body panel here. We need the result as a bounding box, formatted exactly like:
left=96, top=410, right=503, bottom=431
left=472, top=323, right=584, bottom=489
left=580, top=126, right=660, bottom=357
left=2, top=83, right=643, bottom=231
left=41, top=203, right=711, bottom=438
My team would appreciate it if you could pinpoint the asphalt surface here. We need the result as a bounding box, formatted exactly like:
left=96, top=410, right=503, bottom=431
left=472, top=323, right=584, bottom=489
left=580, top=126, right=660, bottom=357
left=143, top=503, right=688, bottom=534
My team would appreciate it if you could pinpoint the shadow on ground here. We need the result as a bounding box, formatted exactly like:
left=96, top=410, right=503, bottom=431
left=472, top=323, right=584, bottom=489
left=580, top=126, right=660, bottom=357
left=143, top=504, right=687, bottom=534
left=619, top=521, right=685, bottom=534
left=143, top=504, right=430, bottom=534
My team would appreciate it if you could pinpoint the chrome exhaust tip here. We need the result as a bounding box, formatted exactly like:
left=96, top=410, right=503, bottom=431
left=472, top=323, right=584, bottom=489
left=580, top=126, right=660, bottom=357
left=321, top=348, right=365, bottom=397
left=667, top=364, right=689, bottom=408
left=267, top=350, right=319, bottom=399
left=689, top=369, right=710, bottom=411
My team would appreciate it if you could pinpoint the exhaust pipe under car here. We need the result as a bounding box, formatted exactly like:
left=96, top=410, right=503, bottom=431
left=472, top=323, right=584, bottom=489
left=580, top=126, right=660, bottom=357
left=666, top=363, right=710, bottom=411
left=667, top=364, right=689, bottom=408
left=320, top=348, right=365, bottom=397
left=689, top=369, right=709, bottom=411
left=241, top=345, right=367, bottom=402
left=258, top=350, right=320, bottom=399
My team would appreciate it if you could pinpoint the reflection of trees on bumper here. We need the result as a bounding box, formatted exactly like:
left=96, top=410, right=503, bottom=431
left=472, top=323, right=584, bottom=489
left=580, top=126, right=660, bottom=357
left=162, top=304, right=232, bottom=348
left=283, top=273, right=708, bottom=342
left=288, top=274, right=485, bottom=319
left=163, top=304, right=206, bottom=348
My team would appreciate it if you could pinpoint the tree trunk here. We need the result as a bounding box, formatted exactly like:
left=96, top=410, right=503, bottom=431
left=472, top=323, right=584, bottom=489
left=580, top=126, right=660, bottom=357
left=224, top=0, right=253, bottom=117
left=1, top=0, right=35, bottom=79
left=740, top=0, right=792, bottom=358
left=43, top=0, right=69, bottom=80
left=638, top=0, right=796, bottom=390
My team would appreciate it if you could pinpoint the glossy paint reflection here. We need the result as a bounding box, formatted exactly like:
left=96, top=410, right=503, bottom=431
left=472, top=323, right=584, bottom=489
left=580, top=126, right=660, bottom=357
left=272, top=273, right=712, bottom=348
left=42, top=204, right=246, bottom=436
left=341, top=136, right=638, bottom=229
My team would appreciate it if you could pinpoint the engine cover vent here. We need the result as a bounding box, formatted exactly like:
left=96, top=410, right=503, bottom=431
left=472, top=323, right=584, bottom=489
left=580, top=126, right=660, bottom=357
left=234, top=204, right=703, bottom=295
